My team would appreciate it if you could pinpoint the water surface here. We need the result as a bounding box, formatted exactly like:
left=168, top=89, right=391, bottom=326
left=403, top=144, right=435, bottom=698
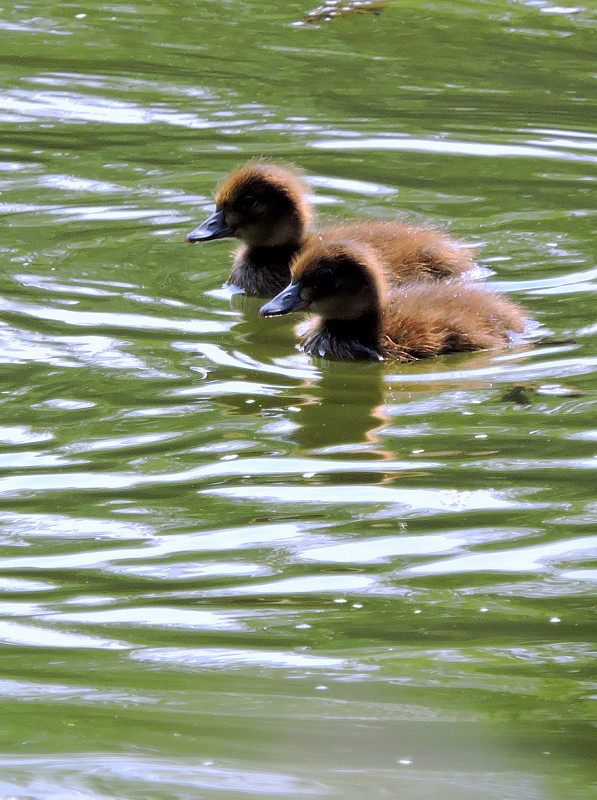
left=0, top=1, right=596, bottom=799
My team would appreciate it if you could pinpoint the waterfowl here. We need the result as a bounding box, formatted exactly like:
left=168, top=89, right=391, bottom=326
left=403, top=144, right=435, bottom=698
left=259, top=239, right=527, bottom=362
left=186, top=162, right=312, bottom=296
left=185, top=161, right=475, bottom=296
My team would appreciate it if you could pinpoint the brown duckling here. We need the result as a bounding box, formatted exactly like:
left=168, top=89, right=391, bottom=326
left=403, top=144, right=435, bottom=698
left=185, top=161, right=475, bottom=296
left=259, top=239, right=527, bottom=362
left=186, top=162, right=312, bottom=296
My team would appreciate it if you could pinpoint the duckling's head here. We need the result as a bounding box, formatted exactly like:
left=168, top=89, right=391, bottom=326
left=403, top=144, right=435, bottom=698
left=259, top=240, right=386, bottom=320
left=185, top=161, right=312, bottom=248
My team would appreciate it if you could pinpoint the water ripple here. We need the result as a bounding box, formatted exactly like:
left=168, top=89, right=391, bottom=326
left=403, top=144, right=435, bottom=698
left=311, top=136, right=597, bottom=163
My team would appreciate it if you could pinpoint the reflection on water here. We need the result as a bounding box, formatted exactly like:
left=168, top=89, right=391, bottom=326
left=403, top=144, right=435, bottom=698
left=0, top=0, right=596, bottom=798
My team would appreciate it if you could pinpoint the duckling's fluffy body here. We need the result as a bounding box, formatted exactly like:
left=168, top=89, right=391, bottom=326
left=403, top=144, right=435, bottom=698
left=259, top=240, right=527, bottom=362
left=301, top=279, right=527, bottom=362
left=186, top=162, right=475, bottom=296
left=319, top=222, right=474, bottom=284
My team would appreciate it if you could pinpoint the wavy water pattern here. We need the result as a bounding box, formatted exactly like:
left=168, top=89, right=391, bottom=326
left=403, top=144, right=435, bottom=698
left=0, top=1, right=595, bottom=799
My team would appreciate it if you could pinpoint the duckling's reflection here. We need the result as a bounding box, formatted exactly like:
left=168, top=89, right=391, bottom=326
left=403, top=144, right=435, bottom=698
left=230, top=292, right=300, bottom=363
left=289, top=345, right=530, bottom=455
left=222, top=293, right=391, bottom=454
left=293, top=359, right=393, bottom=454
left=223, top=293, right=534, bottom=462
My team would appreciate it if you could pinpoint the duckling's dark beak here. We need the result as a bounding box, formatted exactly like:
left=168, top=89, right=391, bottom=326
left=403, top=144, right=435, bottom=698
left=259, top=283, right=308, bottom=317
left=185, top=209, right=231, bottom=242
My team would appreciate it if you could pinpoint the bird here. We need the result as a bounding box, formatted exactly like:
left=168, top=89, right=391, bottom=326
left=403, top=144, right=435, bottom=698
left=185, top=161, right=475, bottom=296
left=185, top=162, right=312, bottom=296
left=259, top=237, right=527, bottom=362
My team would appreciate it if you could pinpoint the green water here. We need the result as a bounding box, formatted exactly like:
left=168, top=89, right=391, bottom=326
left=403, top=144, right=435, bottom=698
left=0, top=1, right=596, bottom=798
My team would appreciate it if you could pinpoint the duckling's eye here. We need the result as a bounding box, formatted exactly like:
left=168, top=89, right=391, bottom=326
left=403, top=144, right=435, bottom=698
left=313, top=267, right=334, bottom=293
left=238, top=194, right=258, bottom=210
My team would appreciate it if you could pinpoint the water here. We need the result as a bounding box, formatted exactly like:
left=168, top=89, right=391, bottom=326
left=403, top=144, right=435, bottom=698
left=0, top=1, right=596, bottom=798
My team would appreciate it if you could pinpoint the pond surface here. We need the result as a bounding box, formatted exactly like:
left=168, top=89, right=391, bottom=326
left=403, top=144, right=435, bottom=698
left=1, top=1, right=596, bottom=798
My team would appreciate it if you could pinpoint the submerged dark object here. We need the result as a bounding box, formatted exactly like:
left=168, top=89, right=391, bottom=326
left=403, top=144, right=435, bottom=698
left=304, top=0, right=387, bottom=23
left=500, top=383, right=587, bottom=403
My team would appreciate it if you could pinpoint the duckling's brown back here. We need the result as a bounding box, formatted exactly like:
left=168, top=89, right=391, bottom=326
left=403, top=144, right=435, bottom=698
left=381, top=280, right=527, bottom=360
left=323, top=221, right=475, bottom=283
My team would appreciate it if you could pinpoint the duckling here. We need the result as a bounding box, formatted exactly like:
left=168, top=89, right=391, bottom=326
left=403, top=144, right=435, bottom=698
left=186, top=162, right=313, bottom=296
left=185, top=161, right=475, bottom=296
left=259, top=240, right=527, bottom=362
